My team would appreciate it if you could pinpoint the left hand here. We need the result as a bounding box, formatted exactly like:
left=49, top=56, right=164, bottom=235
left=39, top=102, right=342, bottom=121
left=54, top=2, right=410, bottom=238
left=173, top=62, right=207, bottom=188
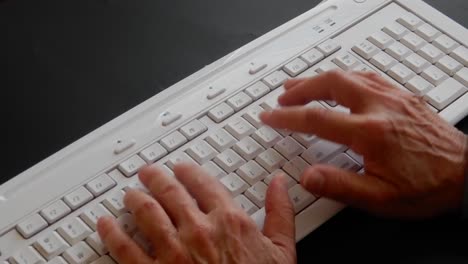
left=97, top=163, right=297, bottom=264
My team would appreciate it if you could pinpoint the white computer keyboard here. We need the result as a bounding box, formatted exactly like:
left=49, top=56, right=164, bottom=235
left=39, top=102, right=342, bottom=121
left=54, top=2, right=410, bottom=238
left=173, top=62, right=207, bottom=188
left=2, top=0, right=468, bottom=263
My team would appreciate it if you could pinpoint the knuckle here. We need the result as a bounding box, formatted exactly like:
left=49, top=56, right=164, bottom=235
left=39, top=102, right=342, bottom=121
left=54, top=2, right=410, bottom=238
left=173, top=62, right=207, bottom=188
left=184, top=223, right=212, bottom=244
left=134, top=200, right=157, bottom=218
left=221, top=208, right=254, bottom=230
left=363, top=116, right=391, bottom=134
left=159, top=182, right=181, bottom=198
left=114, top=241, right=133, bottom=258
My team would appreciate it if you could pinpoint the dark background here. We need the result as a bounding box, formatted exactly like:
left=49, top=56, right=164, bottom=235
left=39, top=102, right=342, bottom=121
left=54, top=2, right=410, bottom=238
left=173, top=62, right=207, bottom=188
left=1, top=0, right=467, bottom=263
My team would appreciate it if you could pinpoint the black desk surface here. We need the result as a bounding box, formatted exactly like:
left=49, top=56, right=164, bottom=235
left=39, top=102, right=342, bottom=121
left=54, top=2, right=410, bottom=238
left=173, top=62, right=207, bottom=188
left=1, top=0, right=467, bottom=263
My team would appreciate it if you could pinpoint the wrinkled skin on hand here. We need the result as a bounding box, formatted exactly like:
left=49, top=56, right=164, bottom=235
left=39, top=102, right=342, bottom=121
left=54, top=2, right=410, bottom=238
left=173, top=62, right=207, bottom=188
left=97, top=164, right=296, bottom=264
left=261, top=71, right=468, bottom=219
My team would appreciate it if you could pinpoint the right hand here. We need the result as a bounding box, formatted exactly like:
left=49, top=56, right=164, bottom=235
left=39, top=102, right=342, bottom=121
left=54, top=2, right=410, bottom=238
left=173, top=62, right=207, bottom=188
left=260, top=71, right=468, bottom=219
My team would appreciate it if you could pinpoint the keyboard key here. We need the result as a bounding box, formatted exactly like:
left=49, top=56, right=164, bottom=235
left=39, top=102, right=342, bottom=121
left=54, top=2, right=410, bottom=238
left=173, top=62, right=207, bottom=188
left=292, top=133, right=317, bottom=148
left=63, top=187, right=94, bottom=210
left=288, top=184, right=317, bottom=213
left=421, top=65, right=449, bottom=86
left=201, top=161, right=227, bottom=179
left=85, top=174, right=116, bottom=197
left=400, top=32, right=426, bottom=51
left=34, top=232, right=68, bottom=260
left=388, top=63, right=416, bottom=84
left=102, top=190, right=127, bottom=217
left=57, top=218, right=92, bottom=245
left=225, top=118, right=256, bottom=140
left=40, top=200, right=71, bottom=224
left=315, top=61, right=341, bottom=74
left=436, top=55, right=463, bottom=76
left=256, top=148, right=287, bottom=173
left=233, top=195, right=259, bottom=215
left=90, top=256, right=115, bottom=264
left=214, top=149, right=246, bottom=173
left=450, top=46, right=468, bottom=66
left=418, top=44, right=444, bottom=64
left=352, top=40, right=380, bottom=60
left=116, top=213, right=137, bottom=234
left=220, top=173, right=249, bottom=197
left=243, top=105, right=264, bottom=128
left=118, top=155, right=147, bottom=177
left=186, top=141, right=217, bottom=164
left=262, top=70, right=289, bottom=89
left=274, top=136, right=305, bottom=160
left=179, top=120, right=207, bottom=140
left=397, top=13, right=423, bottom=31
left=233, top=136, right=265, bottom=160
left=317, top=39, right=341, bottom=56
left=415, top=23, right=441, bottom=42
left=124, top=179, right=150, bottom=194
left=237, top=160, right=268, bottom=185
left=139, top=142, right=168, bottom=163
left=346, top=149, right=364, bottom=165
left=226, top=92, right=253, bottom=111
left=245, top=182, right=268, bottom=207
left=385, top=42, right=411, bottom=61
left=166, top=152, right=196, bottom=169
left=403, top=53, right=431, bottom=74
left=9, top=247, right=45, bottom=264
left=433, top=34, right=459, bottom=53
left=405, top=75, right=435, bottom=95
left=425, top=78, right=467, bottom=110
left=283, top=156, right=309, bottom=181
left=263, top=169, right=297, bottom=188
left=160, top=131, right=188, bottom=152
left=208, top=102, right=235, bottom=123
left=47, top=257, right=68, bottom=264
left=205, top=129, right=237, bottom=152
left=63, top=241, right=99, bottom=264
left=327, top=153, right=361, bottom=172
left=80, top=204, right=114, bottom=230
left=260, top=94, right=281, bottom=110
left=370, top=51, right=398, bottom=72
left=245, top=82, right=270, bottom=100
left=252, top=126, right=282, bottom=148
left=283, top=58, right=308, bottom=77
left=332, top=52, right=361, bottom=70
left=300, top=48, right=325, bottom=66
left=368, top=31, right=395, bottom=49
left=454, top=67, right=468, bottom=86
left=301, top=139, right=346, bottom=164
left=382, top=22, right=409, bottom=40
left=86, top=232, right=108, bottom=256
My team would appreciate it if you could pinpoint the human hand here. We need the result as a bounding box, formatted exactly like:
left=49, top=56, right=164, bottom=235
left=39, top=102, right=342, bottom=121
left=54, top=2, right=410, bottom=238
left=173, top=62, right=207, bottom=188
left=97, top=163, right=296, bottom=264
left=260, top=71, right=468, bottom=219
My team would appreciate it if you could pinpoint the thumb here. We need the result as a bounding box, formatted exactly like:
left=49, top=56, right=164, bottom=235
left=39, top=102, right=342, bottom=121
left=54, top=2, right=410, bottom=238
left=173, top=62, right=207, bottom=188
left=301, top=165, right=389, bottom=211
left=263, top=174, right=296, bottom=255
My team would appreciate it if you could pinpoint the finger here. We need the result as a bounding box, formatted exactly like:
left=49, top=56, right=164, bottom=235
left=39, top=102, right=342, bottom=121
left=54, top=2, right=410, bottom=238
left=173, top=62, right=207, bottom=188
left=354, top=71, right=396, bottom=90
left=174, top=162, right=234, bottom=212
left=300, top=165, right=392, bottom=211
left=263, top=174, right=296, bottom=256
left=97, top=216, right=153, bottom=264
left=139, top=165, right=201, bottom=226
left=277, top=71, right=372, bottom=111
left=124, top=189, right=180, bottom=247
left=284, top=78, right=308, bottom=90
left=260, top=106, right=363, bottom=146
